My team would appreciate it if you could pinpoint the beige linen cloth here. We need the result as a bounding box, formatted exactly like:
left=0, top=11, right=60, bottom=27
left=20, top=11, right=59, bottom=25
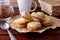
left=7, top=15, right=60, bottom=33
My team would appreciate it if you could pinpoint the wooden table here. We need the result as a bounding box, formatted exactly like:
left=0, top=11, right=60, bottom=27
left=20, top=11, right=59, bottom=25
left=0, top=8, right=60, bottom=40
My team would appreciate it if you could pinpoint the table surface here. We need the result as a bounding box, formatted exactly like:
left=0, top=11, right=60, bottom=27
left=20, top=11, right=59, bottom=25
left=0, top=8, right=60, bottom=40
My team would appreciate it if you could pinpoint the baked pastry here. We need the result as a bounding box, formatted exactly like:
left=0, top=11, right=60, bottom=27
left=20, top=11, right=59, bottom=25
left=14, top=22, right=26, bottom=28
left=31, top=12, right=41, bottom=22
left=27, top=22, right=41, bottom=31
left=31, top=12, right=45, bottom=22
left=14, top=18, right=28, bottom=28
left=14, top=17, right=31, bottom=28
left=42, top=15, right=53, bottom=26
left=15, top=17, right=31, bottom=25
left=37, top=12, right=45, bottom=20
left=14, top=11, right=32, bottom=28
left=21, top=11, right=31, bottom=20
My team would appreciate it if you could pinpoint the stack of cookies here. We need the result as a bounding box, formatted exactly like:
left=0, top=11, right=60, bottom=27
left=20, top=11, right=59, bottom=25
left=14, top=11, right=53, bottom=31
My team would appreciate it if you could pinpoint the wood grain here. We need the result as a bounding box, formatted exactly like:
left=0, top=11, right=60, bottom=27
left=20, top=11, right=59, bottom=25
left=0, top=35, right=60, bottom=40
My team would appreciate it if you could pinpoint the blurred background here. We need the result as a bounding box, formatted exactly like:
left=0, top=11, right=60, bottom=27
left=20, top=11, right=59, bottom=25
left=10, top=0, right=40, bottom=8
